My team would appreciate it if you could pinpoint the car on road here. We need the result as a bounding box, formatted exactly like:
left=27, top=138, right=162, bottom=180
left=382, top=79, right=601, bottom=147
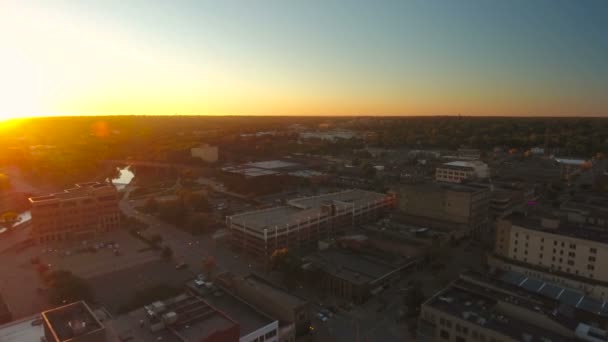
left=320, top=309, right=333, bottom=318
left=175, top=262, right=189, bottom=270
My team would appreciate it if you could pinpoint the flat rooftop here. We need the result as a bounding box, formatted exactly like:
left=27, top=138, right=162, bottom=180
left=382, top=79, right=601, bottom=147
left=201, top=290, right=275, bottom=337
left=167, top=294, right=237, bottom=342
left=0, top=315, right=44, bottom=342
left=107, top=293, right=237, bottom=342
left=306, top=248, right=405, bottom=286
left=442, top=160, right=487, bottom=168
left=401, top=182, right=488, bottom=194
left=242, top=274, right=307, bottom=309
left=29, top=182, right=116, bottom=203
left=508, top=213, right=608, bottom=243
left=496, top=270, right=608, bottom=317
left=230, top=189, right=390, bottom=232
left=288, top=189, right=388, bottom=209
left=562, top=193, right=608, bottom=218
left=427, top=283, right=573, bottom=342
left=41, top=301, right=104, bottom=342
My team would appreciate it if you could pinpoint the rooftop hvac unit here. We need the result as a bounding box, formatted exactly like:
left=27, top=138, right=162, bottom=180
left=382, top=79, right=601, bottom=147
left=162, top=311, right=178, bottom=325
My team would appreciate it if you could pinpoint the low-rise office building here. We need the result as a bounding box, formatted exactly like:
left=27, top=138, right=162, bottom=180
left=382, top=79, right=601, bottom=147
left=397, top=182, right=490, bottom=239
left=0, top=302, right=113, bottom=342
left=303, top=247, right=416, bottom=304
left=418, top=273, right=608, bottom=342
left=435, top=161, right=489, bottom=183
left=216, top=273, right=311, bottom=336
left=492, top=213, right=608, bottom=300
left=227, top=189, right=395, bottom=260
left=110, top=292, right=283, bottom=342
left=29, top=182, right=121, bottom=243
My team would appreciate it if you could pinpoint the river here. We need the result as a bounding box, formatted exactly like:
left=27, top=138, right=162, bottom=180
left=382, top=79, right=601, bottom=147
left=110, top=166, right=135, bottom=191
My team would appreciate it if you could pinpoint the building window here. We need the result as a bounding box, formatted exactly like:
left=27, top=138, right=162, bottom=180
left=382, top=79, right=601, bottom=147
left=456, top=337, right=466, bottom=342
left=570, top=243, right=576, bottom=249
left=589, top=256, right=596, bottom=262
left=440, top=330, right=450, bottom=340
left=539, top=254, right=543, bottom=259
left=567, top=260, right=574, bottom=266
left=440, top=317, right=445, bottom=325
left=554, top=241, right=557, bottom=246
left=541, top=238, right=544, bottom=242
left=540, top=246, right=544, bottom=251
left=588, top=264, right=595, bottom=270
left=568, top=252, right=575, bottom=258
left=513, top=248, right=517, bottom=253
left=590, top=248, right=597, bottom=254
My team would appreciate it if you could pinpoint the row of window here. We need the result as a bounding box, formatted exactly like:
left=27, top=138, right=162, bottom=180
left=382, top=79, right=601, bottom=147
left=513, top=233, right=598, bottom=254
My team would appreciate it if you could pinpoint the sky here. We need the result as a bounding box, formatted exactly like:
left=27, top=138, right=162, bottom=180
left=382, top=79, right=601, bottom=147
left=0, top=0, right=607, bottom=119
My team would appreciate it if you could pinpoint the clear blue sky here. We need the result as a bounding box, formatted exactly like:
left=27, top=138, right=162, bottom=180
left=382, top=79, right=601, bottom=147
left=1, top=0, right=607, bottom=117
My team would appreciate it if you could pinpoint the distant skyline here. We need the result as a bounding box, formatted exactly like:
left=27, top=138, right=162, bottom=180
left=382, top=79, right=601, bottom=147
left=1, top=0, right=607, bottom=120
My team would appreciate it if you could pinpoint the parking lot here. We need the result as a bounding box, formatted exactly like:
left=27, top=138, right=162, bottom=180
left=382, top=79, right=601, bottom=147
left=39, top=229, right=159, bottom=279
left=90, top=259, right=197, bottom=313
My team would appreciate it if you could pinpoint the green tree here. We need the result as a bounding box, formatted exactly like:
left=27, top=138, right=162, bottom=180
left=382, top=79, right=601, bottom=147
left=270, top=248, right=302, bottom=290
left=187, top=213, right=210, bottom=235
left=158, top=199, right=187, bottom=226
left=188, top=193, right=211, bottom=212
left=45, top=270, right=94, bottom=305
left=161, top=246, right=173, bottom=260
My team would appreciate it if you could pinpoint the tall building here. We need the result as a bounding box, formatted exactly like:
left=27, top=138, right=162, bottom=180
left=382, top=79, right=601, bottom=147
left=435, top=161, right=489, bottom=183
left=29, top=182, right=121, bottom=243
left=418, top=273, right=608, bottom=342
left=397, top=182, right=490, bottom=239
left=491, top=213, right=608, bottom=300
left=227, top=189, right=395, bottom=260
